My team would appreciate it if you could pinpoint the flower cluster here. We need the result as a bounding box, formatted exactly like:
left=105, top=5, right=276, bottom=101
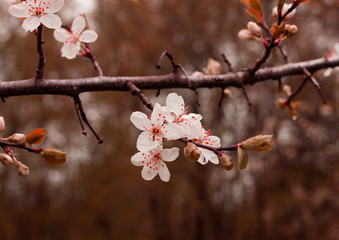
left=130, top=93, right=221, bottom=182
left=8, top=0, right=98, bottom=59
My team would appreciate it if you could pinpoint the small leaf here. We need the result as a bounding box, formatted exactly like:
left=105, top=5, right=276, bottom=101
left=277, top=0, right=285, bottom=14
left=249, top=0, right=263, bottom=15
left=25, top=128, right=46, bottom=145
left=40, top=148, right=67, bottom=165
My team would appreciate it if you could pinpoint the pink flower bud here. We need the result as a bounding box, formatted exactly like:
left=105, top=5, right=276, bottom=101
left=16, top=162, right=29, bottom=177
left=0, top=153, right=15, bottom=165
left=247, top=21, right=262, bottom=36
left=238, top=29, right=254, bottom=41
left=0, top=117, right=5, bottom=133
left=7, top=133, right=26, bottom=143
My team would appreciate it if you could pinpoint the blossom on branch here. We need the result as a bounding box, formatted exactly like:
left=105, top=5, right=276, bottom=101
left=0, top=116, right=5, bottom=133
left=186, top=121, right=221, bottom=165
left=131, top=145, right=179, bottom=182
left=54, top=16, right=98, bottom=59
left=8, top=0, right=64, bottom=32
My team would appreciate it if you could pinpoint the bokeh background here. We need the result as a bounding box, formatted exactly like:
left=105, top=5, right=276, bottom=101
left=0, top=0, right=338, bottom=239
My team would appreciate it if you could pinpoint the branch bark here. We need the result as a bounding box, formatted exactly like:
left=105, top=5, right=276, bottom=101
left=0, top=56, right=338, bottom=98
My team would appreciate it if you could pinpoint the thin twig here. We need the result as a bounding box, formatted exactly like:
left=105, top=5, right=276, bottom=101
left=126, top=81, right=154, bottom=110
left=35, top=24, right=46, bottom=81
left=302, top=68, right=327, bottom=104
left=241, top=84, right=252, bottom=112
left=73, top=95, right=103, bottom=143
left=83, top=43, right=104, bottom=77
left=221, top=53, right=234, bottom=73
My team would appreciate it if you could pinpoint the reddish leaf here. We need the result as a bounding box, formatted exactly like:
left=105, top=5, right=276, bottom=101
left=26, top=128, right=46, bottom=145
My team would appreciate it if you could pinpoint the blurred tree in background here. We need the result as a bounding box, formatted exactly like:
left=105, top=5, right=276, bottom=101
left=0, top=0, right=338, bottom=239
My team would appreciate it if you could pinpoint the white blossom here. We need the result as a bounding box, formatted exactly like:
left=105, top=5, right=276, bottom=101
left=8, top=0, right=64, bottom=31
left=131, top=145, right=179, bottom=182
left=54, top=16, right=98, bottom=59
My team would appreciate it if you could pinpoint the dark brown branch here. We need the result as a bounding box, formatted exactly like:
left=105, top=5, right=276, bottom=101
left=0, top=56, right=338, bottom=98
left=35, top=25, right=46, bottom=81
left=126, top=81, right=154, bottom=110
left=221, top=53, right=234, bottom=73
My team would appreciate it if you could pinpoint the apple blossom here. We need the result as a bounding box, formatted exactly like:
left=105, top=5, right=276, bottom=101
left=54, top=16, right=98, bottom=59
left=8, top=0, right=64, bottom=32
left=131, top=145, right=179, bottom=182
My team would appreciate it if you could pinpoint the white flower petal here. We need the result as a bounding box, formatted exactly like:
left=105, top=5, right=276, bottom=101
left=71, top=16, right=86, bottom=35
left=54, top=28, right=69, bottom=42
left=22, top=16, right=41, bottom=32
left=131, top=151, right=151, bottom=166
left=79, top=30, right=98, bottom=43
left=186, top=121, right=204, bottom=140
left=44, top=0, right=64, bottom=13
left=130, top=111, right=152, bottom=131
left=160, top=147, right=179, bottom=162
left=197, top=153, right=207, bottom=165
left=8, top=3, right=30, bottom=18
left=61, top=42, right=80, bottom=59
left=200, top=148, right=219, bottom=164
left=136, top=131, right=161, bottom=152
left=158, top=162, right=170, bottom=182
left=162, top=123, right=187, bottom=140
left=141, top=162, right=158, bottom=181
left=151, top=103, right=165, bottom=126
left=40, top=13, right=62, bottom=29
left=166, top=93, right=185, bottom=116
left=205, top=135, right=221, bottom=148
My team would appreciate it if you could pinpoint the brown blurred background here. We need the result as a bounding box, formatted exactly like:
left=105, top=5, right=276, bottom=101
left=0, top=0, right=338, bottom=239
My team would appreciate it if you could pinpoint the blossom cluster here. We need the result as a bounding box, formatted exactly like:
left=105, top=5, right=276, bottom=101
left=130, top=93, right=221, bottom=182
left=8, top=0, right=98, bottom=59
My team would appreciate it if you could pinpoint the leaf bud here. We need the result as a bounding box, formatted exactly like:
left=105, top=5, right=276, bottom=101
left=0, top=116, right=5, bottom=133
left=184, top=142, right=201, bottom=162
left=0, top=153, right=15, bottom=165
left=16, top=162, right=29, bottom=177
left=237, top=146, right=248, bottom=169
left=220, top=153, right=233, bottom=170
left=191, top=71, right=205, bottom=77
left=247, top=21, right=262, bottom=37
left=6, top=133, right=26, bottom=143
left=40, top=148, right=67, bottom=165
left=240, top=135, right=273, bottom=152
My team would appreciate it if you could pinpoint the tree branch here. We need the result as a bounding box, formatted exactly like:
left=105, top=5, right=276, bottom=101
left=0, top=56, right=338, bottom=98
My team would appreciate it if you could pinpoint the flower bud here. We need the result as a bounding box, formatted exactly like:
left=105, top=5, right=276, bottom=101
left=238, top=29, right=254, bottom=41
left=6, top=133, right=26, bottom=143
left=240, top=135, right=273, bottom=152
left=0, top=153, right=14, bottom=165
left=16, top=162, right=29, bottom=177
left=272, top=3, right=296, bottom=20
left=0, top=116, right=5, bottom=133
left=283, top=84, right=292, bottom=95
left=184, top=142, right=201, bottom=162
left=220, top=153, right=233, bottom=170
left=40, top=148, right=67, bottom=165
left=247, top=21, right=262, bottom=36
left=203, top=58, right=222, bottom=75
left=237, top=147, right=248, bottom=169
left=286, top=24, right=298, bottom=34
left=223, top=89, right=232, bottom=98
left=276, top=98, right=287, bottom=108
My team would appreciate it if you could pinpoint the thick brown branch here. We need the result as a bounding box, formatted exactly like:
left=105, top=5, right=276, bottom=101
left=0, top=56, right=338, bottom=98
